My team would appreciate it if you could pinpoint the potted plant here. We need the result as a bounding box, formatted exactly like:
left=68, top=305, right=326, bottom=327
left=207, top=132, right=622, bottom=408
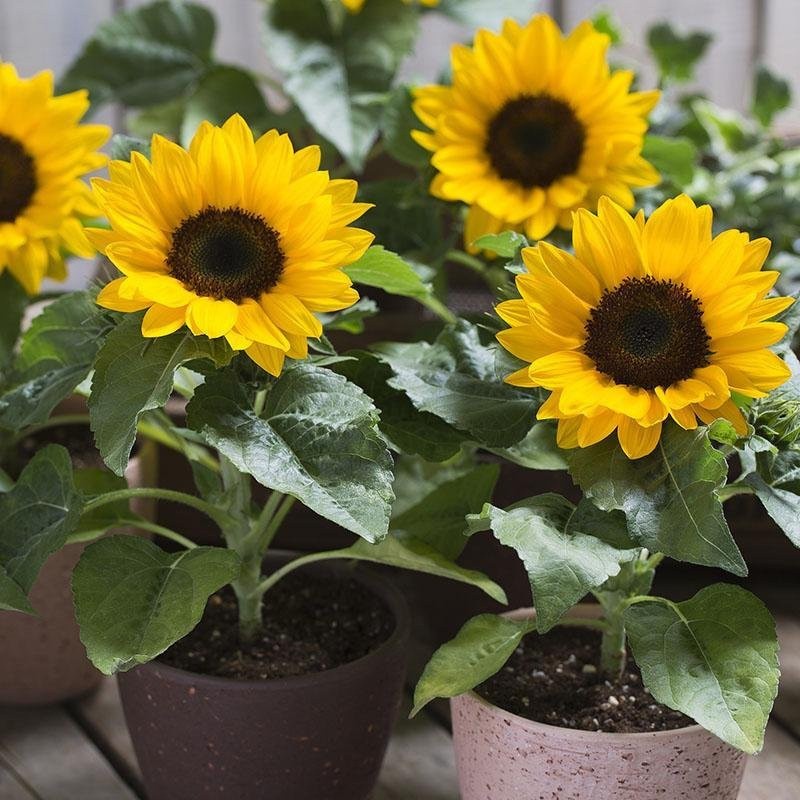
left=0, top=62, right=157, bottom=705
left=0, top=114, right=505, bottom=800
left=407, top=195, right=799, bottom=799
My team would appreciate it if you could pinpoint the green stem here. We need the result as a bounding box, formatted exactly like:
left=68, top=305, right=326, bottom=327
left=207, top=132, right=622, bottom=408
left=124, top=520, right=197, bottom=550
left=446, top=249, right=487, bottom=275
left=717, top=483, right=755, bottom=501
left=256, top=494, right=295, bottom=554
left=419, top=295, right=458, bottom=324
left=253, top=389, right=268, bottom=417
left=599, top=608, right=627, bottom=678
left=83, top=487, right=229, bottom=530
left=253, top=550, right=343, bottom=596
left=231, top=556, right=264, bottom=643
left=13, top=414, right=91, bottom=442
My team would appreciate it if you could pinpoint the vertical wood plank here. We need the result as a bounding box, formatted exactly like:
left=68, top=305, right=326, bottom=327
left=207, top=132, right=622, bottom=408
left=563, top=0, right=758, bottom=112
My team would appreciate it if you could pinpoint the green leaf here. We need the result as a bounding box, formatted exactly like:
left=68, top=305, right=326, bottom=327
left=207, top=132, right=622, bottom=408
left=411, top=613, right=534, bottom=716
left=743, top=471, right=800, bottom=548
left=626, top=584, right=779, bottom=753
left=186, top=363, right=394, bottom=542
left=59, top=0, right=215, bottom=110
left=320, top=297, right=378, bottom=335
left=0, top=272, right=29, bottom=372
left=642, top=135, right=698, bottom=185
left=73, top=536, right=240, bottom=674
left=110, top=134, right=151, bottom=162
left=181, top=65, right=271, bottom=143
left=568, top=426, right=746, bottom=575
left=392, top=464, right=499, bottom=559
left=472, top=231, right=528, bottom=259
left=647, top=22, right=711, bottom=84
left=592, top=9, right=623, bottom=46
left=331, top=535, right=506, bottom=604
left=264, top=0, right=418, bottom=170
left=437, top=0, right=539, bottom=28
left=0, top=292, right=109, bottom=431
left=374, top=321, right=539, bottom=448
left=470, top=497, right=638, bottom=632
left=752, top=66, right=791, bottom=128
left=487, top=422, right=566, bottom=470
left=89, top=315, right=235, bottom=475
left=0, top=445, right=82, bottom=612
left=345, top=246, right=431, bottom=299
left=382, top=86, right=429, bottom=167
left=336, top=353, right=466, bottom=462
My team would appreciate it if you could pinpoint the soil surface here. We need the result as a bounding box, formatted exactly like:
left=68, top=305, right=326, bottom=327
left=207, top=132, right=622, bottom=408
left=160, top=572, right=395, bottom=680
left=477, top=625, right=693, bottom=733
left=13, top=424, right=104, bottom=474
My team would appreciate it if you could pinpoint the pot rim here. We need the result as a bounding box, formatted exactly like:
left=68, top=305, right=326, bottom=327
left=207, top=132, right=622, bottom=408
left=127, top=554, right=411, bottom=692
left=457, top=604, right=707, bottom=741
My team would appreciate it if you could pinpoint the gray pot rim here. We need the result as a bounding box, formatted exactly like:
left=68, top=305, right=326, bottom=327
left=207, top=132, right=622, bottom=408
left=458, top=604, right=707, bottom=741
left=125, top=553, right=411, bottom=693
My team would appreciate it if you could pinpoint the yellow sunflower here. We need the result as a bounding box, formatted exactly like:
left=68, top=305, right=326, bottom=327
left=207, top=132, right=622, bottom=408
left=90, top=115, right=372, bottom=376
left=496, top=195, right=793, bottom=459
left=0, top=63, right=109, bottom=294
left=412, top=15, right=660, bottom=245
left=341, top=0, right=437, bottom=11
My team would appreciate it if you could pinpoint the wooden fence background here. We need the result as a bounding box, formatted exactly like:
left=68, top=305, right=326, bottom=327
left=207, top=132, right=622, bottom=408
left=0, top=0, right=798, bottom=289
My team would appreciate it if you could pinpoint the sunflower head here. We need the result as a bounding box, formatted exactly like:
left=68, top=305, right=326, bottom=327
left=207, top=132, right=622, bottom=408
left=412, top=15, right=661, bottom=246
left=496, top=194, right=793, bottom=459
left=0, top=62, right=109, bottom=294
left=90, top=115, right=373, bottom=376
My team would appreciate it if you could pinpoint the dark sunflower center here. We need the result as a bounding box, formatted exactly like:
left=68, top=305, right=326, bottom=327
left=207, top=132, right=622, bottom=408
left=485, top=94, right=586, bottom=189
left=583, top=276, right=711, bottom=390
left=0, top=133, right=37, bottom=223
left=167, top=206, right=285, bottom=302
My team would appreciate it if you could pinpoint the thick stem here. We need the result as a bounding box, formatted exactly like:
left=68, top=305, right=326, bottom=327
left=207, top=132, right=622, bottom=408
left=232, top=554, right=264, bottom=643
left=599, top=607, right=627, bottom=678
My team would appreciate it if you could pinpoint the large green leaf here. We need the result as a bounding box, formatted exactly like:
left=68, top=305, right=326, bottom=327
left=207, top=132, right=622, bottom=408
left=263, top=0, right=418, bottom=170
left=568, top=426, right=746, bottom=575
left=59, top=0, right=215, bottom=110
left=186, top=363, right=394, bottom=542
left=336, top=353, right=466, bottom=462
left=381, top=86, right=429, bottom=168
left=0, top=445, right=82, bottom=612
left=0, top=272, right=28, bottom=373
left=344, top=246, right=432, bottom=299
left=744, top=470, right=800, bottom=548
left=0, top=292, right=109, bottom=431
left=642, top=135, right=698, bottom=185
left=89, top=315, right=234, bottom=475
left=625, top=584, right=779, bottom=754
left=392, top=464, right=499, bottom=559
left=374, top=321, right=539, bottom=448
left=411, top=613, right=534, bottom=716
left=73, top=536, right=240, bottom=674
left=317, top=535, right=506, bottom=604
left=181, top=65, right=271, bottom=143
left=468, top=496, right=638, bottom=632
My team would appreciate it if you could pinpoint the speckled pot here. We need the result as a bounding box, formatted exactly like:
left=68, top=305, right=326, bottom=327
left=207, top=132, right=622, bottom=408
left=451, top=606, right=747, bottom=800
left=117, top=560, right=411, bottom=800
left=0, top=437, right=156, bottom=706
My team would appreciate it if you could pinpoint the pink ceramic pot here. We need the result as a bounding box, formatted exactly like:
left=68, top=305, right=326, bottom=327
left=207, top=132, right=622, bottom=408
left=451, top=606, right=747, bottom=800
left=0, top=437, right=157, bottom=706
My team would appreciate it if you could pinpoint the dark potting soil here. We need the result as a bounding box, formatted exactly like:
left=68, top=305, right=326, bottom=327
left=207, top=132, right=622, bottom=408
left=477, top=625, right=693, bottom=734
left=11, top=424, right=104, bottom=475
left=160, top=572, right=395, bottom=680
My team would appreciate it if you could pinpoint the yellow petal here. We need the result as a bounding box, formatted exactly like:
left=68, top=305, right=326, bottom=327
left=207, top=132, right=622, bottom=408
left=186, top=297, right=239, bottom=338
left=141, top=304, right=186, bottom=337
left=617, top=417, right=662, bottom=459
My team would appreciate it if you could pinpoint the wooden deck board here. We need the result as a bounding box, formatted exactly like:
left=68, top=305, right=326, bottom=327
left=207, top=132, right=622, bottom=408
left=741, top=723, right=800, bottom=800
left=0, top=705, right=137, bottom=800
left=774, top=616, right=800, bottom=737
left=0, top=761, right=36, bottom=800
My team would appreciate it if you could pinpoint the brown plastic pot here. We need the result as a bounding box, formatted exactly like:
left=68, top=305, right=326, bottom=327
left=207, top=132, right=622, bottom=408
left=451, top=605, right=747, bottom=800
left=117, top=556, right=411, bottom=800
left=0, top=429, right=157, bottom=706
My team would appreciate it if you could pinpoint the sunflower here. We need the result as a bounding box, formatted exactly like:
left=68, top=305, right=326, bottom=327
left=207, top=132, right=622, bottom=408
left=412, top=14, right=660, bottom=246
left=341, top=0, right=437, bottom=11
left=496, top=195, right=793, bottom=459
left=0, top=63, right=109, bottom=294
left=90, top=115, right=372, bottom=376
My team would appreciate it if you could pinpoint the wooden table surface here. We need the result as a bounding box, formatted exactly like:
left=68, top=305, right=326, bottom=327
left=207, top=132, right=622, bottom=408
left=1, top=615, right=799, bottom=799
